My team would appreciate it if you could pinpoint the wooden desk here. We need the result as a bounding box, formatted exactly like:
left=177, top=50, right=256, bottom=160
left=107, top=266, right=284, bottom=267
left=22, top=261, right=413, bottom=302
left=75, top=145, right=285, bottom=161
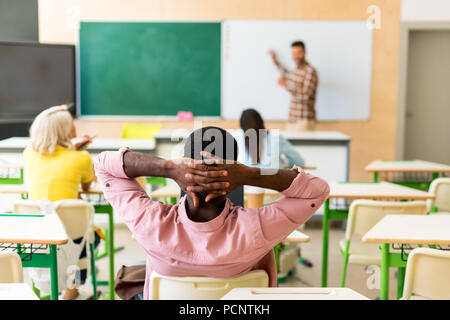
left=150, top=183, right=181, bottom=199
left=0, top=137, right=156, bottom=154
left=365, top=160, right=450, bottom=190
left=221, top=287, right=369, bottom=300
left=0, top=283, right=39, bottom=300
left=321, top=182, right=435, bottom=288
left=363, top=214, right=450, bottom=300
left=0, top=164, right=23, bottom=169
left=328, top=181, right=435, bottom=200
left=0, top=214, right=68, bottom=300
left=0, top=185, right=117, bottom=300
left=0, top=184, right=27, bottom=195
left=0, top=214, right=68, bottom=245
left=283, top=230, right=310, bottom=243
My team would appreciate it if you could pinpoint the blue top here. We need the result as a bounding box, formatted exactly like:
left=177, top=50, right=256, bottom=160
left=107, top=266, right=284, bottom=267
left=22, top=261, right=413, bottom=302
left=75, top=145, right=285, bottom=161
left=234, top=130, right=305, bottom=169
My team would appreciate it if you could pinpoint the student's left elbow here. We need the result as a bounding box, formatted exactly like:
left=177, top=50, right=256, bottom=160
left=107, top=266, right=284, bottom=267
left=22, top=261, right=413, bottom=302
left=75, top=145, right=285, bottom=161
left=315, top=179, right=330, bottom=205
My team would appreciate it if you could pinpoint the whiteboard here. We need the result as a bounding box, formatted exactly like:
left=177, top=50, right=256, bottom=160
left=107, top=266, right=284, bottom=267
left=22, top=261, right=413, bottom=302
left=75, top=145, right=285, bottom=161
left=222, top=20, right=373, bottom=121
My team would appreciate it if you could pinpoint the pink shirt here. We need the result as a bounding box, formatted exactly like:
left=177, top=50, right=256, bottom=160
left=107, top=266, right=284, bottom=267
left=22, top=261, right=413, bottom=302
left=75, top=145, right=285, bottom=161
left=94, top=148, right=330, bottom=300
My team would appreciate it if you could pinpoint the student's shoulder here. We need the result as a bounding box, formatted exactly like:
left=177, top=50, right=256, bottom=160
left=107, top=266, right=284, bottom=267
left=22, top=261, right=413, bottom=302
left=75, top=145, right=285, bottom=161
left=23, top=145, right=33, bottom=156
left=23, top=145, right=41, bottom=160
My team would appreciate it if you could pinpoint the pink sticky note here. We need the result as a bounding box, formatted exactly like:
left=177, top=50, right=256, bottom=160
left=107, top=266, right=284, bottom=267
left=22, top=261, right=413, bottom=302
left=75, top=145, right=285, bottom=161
left=177, top=111, right=193, bottom=120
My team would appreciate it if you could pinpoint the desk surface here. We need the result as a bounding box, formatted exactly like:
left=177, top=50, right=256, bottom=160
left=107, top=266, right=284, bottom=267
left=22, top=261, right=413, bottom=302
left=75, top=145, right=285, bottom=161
left=0, top=183, right=107, bottom=195
left=283, top=230, right=310, bottom=243
left=365, top=160, right=450, bottom=173
left=0, top=137, right=155, bottom=153
left=328, top=181, right=435, bottom=200
left=0, top=184, right=27, bottom=194
left=154, top=129, right=351, bottom=142
left=0, top=163, right=23, bottom=169
left=0, top=283, right=39, bottom=300
left=0, top=214, right=68, bottom=245
left=221, top=287, right=369, bottom=300
left=362, top=214, right=450, bottom=245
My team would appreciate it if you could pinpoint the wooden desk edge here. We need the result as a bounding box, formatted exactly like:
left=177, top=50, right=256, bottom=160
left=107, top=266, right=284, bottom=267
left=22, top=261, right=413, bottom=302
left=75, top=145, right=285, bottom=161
left=328, top=194, right=435, bottom=200
left=151, top=193, right=181, bottom=198
left=0, top=238, right=69, bottom=245
left=365, top=168, right=450, bottom=173
left=362, top=237, right=450, bottom=246
left=282, top=237, right=310, bottom=243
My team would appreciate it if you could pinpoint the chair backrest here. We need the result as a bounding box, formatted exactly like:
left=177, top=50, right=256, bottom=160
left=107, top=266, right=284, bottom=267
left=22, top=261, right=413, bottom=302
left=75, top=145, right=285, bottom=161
left=14, top=199, right=94, bottom=239
left=427, top=178, right=450, bottom=212
left=149, top=270, right=269, bottom=300
left=0, top=252, right=24, bottom=283
left=402, top=248, right=450, bottom=300
left=13, top=200, right=41, bottom=215
left=54, top=200, right=94, bottom=239
left=121, top=124, right=162, bottom=139
left=345, top=200, right=428, bottom=239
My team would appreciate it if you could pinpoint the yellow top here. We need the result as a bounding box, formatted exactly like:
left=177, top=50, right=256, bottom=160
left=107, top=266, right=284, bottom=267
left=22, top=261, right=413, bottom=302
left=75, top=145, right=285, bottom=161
left=23, top=145, right=94, bottom=201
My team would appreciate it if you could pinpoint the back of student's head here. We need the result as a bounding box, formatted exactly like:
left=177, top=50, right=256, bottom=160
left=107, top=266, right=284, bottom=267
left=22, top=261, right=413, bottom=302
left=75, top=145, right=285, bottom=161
left=240, top=108, right=266, bottom=164
left=240, top=108, right=266, bottom=132
left=183, top=126, right=238, bottom=162
left=29, top=105, right=74, bottom=154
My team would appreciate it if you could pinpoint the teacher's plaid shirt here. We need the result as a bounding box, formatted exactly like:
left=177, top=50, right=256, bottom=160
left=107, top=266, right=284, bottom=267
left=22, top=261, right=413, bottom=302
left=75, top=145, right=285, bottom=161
left=279, top=62, right=318, bottom=121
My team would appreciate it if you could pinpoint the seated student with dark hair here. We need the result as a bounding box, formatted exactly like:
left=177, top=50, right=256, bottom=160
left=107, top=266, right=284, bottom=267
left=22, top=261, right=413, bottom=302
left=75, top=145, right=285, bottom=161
left=94, top=126, right=329, bottom=300
left=238, top=108, right=306, bottom=168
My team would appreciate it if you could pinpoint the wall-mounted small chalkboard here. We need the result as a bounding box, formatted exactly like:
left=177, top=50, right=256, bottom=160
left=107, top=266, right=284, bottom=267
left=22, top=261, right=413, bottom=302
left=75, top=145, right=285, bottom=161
left=79, top=22, right=221, bottom=117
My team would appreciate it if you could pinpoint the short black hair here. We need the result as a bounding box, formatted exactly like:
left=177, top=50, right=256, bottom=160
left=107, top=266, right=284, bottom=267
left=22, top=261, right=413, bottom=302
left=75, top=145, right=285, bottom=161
left=183, top=126, right=238, bottom=161
left=291, top=41, right=305, bottom=50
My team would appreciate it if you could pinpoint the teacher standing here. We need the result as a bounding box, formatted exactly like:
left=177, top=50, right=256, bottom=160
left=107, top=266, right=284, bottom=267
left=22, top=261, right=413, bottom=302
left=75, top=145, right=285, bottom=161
left=269, top=41, right=318, bottom=131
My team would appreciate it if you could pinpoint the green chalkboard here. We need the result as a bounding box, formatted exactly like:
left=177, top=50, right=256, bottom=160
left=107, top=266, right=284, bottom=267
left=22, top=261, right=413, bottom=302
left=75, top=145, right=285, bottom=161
left=79, top=22, right=221, bottom=116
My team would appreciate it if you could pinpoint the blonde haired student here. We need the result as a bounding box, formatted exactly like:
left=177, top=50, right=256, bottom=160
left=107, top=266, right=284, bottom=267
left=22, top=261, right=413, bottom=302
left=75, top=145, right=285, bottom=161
left=25, top=105, right=94, bottom=200
left=24, top=105, right=99, bottom=300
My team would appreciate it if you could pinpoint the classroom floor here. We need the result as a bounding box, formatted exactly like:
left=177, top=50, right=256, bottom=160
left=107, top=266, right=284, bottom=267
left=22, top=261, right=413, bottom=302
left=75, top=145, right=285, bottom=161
left=94, top=224, right=399, bottom=300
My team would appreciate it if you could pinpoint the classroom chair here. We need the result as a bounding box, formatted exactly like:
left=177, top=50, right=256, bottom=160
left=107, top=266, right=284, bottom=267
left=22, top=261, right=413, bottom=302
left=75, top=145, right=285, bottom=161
left=402, top=248, right=450, bottom=300
left=0, top=252, right=24, bottom=283
left=0, top=165, right=24, bottom=185
left=0, top=165, right=26, bottom=200
left=427, top=178, right=450, bottom=213
left=340, top=200, right=428, bottom=287
left=13, top=199, right=99, bottom=299
left=149, top=270, right=269, bottom=300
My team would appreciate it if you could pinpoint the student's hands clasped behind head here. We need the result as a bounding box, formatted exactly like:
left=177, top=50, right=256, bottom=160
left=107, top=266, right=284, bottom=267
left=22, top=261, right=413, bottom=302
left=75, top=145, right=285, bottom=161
left=184, top=151, right=246, bottom=199
left=122, top=150, right=231, bottom=207
left=122, top=149, right=298, bottom=208
left=168, top=156, right=231, bottom=207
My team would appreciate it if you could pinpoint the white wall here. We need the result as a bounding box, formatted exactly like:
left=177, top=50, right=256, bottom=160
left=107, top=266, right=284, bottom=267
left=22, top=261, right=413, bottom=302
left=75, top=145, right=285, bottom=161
left=402, top=0, right=450, bottom=21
